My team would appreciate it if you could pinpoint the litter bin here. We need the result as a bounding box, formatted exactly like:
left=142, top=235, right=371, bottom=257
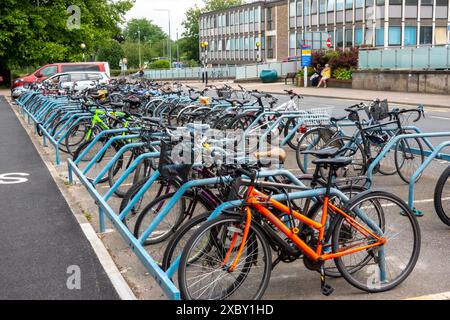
left=260, top=69, right=278, bottom=83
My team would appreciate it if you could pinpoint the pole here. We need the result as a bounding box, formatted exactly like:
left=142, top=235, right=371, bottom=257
left=168, top=11, right=172, bottom=69
left=176, top=29, right=180, bottom=64
left=303, top=66, right=307, bottom=88
left=138, top=26, right=142, bottom=68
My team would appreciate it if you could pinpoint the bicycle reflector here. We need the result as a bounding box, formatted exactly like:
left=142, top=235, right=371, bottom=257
left=300, top=123, right=307, bottom=134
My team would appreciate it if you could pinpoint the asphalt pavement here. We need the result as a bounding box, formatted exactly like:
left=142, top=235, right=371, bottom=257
left=0, top=96, right=119, bottom=300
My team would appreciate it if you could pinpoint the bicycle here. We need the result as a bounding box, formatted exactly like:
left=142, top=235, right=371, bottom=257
left=434, top=165, right=450, bottom=226
left=177, top=150, right=421, bottom=300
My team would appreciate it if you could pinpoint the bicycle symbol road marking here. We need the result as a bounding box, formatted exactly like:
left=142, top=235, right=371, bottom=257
left=0, top=173, right=30, bottom=184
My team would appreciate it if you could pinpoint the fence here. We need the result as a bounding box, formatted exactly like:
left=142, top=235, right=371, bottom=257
left=235, top=61, right=299, bottom=80
left=143, top=66, right=236, bottom=80
left=359, top=46, right=450, bottom=70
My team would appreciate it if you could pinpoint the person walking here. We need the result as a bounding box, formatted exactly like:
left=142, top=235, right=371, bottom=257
left=317, top=64, right=331, bottom=88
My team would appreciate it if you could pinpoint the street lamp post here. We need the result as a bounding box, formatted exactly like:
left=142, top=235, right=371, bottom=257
left=154, top=9, right=172, bottom=68
left=137, top=26, right=142, bottom=68
left=201, top=41, right=209, bottom=85
left=80, top=43, right=86, bottom=62
left=256, top=41, right=261, bottom=63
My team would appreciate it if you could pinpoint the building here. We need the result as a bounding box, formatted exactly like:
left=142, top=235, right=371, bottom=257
left=290, top=0, right=450, bottom=52
left=199, top=1, right=450, bottom=65
left=199, top=0, right=289, bottom=65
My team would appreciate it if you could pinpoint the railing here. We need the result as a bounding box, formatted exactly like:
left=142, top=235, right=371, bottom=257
left=235, top=61, right=298, bottom=79
left=143, top=66, right=237, bottom=80
left=359, top=46, right=450, bottom=70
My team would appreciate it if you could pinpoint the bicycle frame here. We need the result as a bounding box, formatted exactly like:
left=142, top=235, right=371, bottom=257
left=229, top=186, right=385, bottom=267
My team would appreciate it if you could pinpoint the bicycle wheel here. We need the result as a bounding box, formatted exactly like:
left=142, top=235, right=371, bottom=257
left=178, top=214, right=272, bottom=300
left=65, top=122, right=101, bottom=156
left=333, top=190, right=421, bottom=292
left=72, top=138, right=122, bottom=183
left=322, top=136, right=367, bottom=179
left=434, top=166, right=450, bottom=226
left=296, top=127, right=334, bottom=173
left=394, top=137, right=424, bottom=184
left=162, top=212, right=212, bottom=271
left=283, top=118, right=305, bottom=150
left=303, top=184, right=371, bottom=278
left=119, top=177, right=179, bottom=230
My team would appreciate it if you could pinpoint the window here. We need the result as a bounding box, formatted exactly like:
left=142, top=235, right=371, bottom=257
left=290, top=1, right=296, bottom=17
left=366, top=0, right=374, bottom=6
left=61, top=65, right=100, bottom=72
left=336, top=28, right=343, bottom=47
left=345, top=0, right=352, bottom=9
left=230, top=38, right=235, bottom=50
left=388, top=26, right=401, bottom=46
left=297, top=32, right=303, bottom=49
left=226, top=39, right=231, bottom=51
left=435, top=27, right=447, bottom=45
left=336, top=0, right=344, bottom=11
left=249, top=8, right=254, bottom=23
left=327, top=0, right=334, bottom=12
left=311, top=0, right=318, bottom=14
left=328, top=31, right=334, bottom=48
left=404, top=26, right=417, bottom=46
left=405, top=0, right=417, bottom=4
left=389, top=0, right=402, bottom=4
left=240, top=11, right=244, bottom=24
left=375, top=27, right=384, bottom=46
left=365, top=28, right=373, bottom=45
left=297, top=1, right=303, bottom=16
left=355, top=0, right=364, bottom=8
left=355, top=28, right=363, bottom=45
left=289, top=32, right=296, bottom=56
left=345, top=29, right=352, bottom=47
left=421, top=0, right=433, bottom=4
left=320, top=0, right=326, bottom=13
left=70, top=73, right=87, bottom=82
left=39, top=66, right=58, bottom=77
left=245, top=10, right=249, bottom=23
left=267, top=8, right=273, bottom=30
left=419, top=26, right=432, bottom=45
left=436, top=0, right=447, bottom=5
left=245, top=37, right=249, bottom=50
left=250, top=36, right=254, bottom=50
left=240, top=38, right=244, bottom=51
left=87, top=73, right=102, bottom=80
left=376, top=0, right=385, bottom=5
left=304, top=0, right=310, bottom=15
left=267, top=36, right=274, bottom=59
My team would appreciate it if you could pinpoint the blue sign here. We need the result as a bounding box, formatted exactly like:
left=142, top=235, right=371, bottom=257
left=301, top=45, right=312, bottom=67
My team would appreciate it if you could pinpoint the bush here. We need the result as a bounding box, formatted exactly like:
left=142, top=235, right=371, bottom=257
left=311, top=48, right=359, bottom=75
left=333, top=67, right=353, bottom=80
left=149, top=59, right=170, bottom=69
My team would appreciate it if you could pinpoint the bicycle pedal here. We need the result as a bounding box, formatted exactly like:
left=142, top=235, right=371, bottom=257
left=321, top=284, right=334, bottom=296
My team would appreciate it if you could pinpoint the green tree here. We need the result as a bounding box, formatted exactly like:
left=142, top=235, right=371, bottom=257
left=124, top=18, right=166, bottom=44
left=180, top=0, right=243, bottom=62
left=0, top=0, right=133, bottom=78
left=97, top=40, right=124, bottom=69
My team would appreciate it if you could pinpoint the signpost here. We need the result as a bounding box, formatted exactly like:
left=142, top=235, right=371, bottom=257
left=301, top=45, right=312, bottom=88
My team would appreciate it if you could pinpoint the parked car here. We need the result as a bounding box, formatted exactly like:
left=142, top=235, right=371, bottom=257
left=44, top=71, right=110, bottom=91
left=11, top=62, right=110, bottom=90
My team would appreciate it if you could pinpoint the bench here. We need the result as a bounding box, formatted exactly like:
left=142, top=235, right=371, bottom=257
left=285, top=72, right=297, bottom=85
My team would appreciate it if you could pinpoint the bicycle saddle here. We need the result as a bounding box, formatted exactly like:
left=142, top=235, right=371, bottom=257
left=142, top=116, right=161, bottom=125
left=254, top=147, right=287, bottom=163
left=312, top=157, right=353, bottom=168
left=301, top=147, right=340, bottom=158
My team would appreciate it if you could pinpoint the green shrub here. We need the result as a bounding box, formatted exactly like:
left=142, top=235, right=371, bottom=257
left=149, top=59, right=170, bottom=69
left=333, top=67, right=353, bottom=80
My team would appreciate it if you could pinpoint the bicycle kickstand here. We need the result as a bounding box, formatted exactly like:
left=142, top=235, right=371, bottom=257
left=320, top=264, right=334, bottom=296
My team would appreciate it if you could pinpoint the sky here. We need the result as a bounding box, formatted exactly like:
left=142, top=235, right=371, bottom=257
left=125, top=0, right=205, bottom=40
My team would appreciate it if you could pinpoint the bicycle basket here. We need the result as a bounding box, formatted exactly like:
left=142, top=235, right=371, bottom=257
left=370, top=99, right=389, bottom=121
left=158, top=139, right=193, bottom=183
left=217, top=89, right=232, bottom=99
left=347, top=111, right=359, bottom=122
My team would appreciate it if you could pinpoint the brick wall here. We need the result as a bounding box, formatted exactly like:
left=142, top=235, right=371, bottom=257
left=275, top=3, right=288, bottom=61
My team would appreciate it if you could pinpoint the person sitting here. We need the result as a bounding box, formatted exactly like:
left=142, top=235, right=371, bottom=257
left=317, top=64, right=331, bottom=88
left=310, top=64, right=322, bottom=87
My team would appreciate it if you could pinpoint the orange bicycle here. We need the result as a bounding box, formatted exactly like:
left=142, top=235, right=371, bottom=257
left=178, top=152, right=421, bottom=300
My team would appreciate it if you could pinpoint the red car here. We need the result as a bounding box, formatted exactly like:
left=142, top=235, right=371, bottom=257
left=11, top=62, right=110, bottom=90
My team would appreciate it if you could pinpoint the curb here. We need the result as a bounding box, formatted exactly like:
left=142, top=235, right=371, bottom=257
left=6, top=96, right=137, bottom=301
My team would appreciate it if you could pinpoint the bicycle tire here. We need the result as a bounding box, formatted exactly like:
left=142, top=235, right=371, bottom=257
left=434, top=166, right=450, bottom=226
